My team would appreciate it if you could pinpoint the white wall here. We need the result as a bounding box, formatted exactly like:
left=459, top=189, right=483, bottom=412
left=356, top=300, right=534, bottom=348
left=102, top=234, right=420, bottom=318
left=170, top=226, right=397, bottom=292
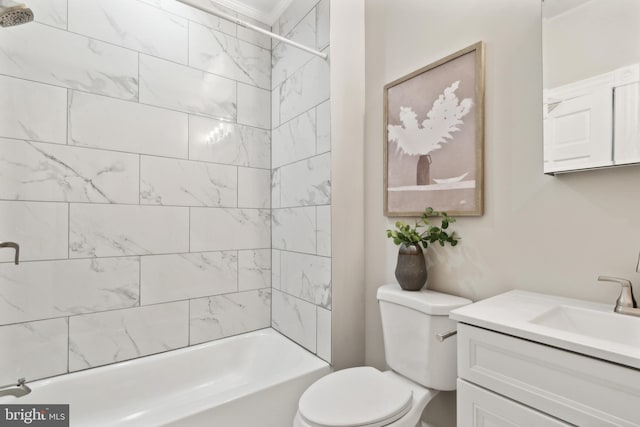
left=365, top=0, right=640, bottom=424
left=543, top=0, right=640, bottom=88
left=329, top=0, right=366, bottom=370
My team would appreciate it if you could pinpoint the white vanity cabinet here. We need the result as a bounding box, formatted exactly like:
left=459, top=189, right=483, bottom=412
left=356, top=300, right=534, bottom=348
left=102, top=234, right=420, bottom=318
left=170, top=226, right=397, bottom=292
left=457, top=380, right=570, bottom=427
left=455, top=322, right=640, bottom=427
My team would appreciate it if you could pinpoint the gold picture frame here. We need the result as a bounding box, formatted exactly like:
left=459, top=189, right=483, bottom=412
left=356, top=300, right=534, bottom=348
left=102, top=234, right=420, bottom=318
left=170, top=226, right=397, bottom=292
left=384, top=42, right=485, bottom=217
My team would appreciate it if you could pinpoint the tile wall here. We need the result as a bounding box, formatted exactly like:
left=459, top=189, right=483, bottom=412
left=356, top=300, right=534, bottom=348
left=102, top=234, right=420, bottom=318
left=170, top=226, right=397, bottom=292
left=271, top=0, right=332, bottom=363
left=0, top=0, right=273, bottom=384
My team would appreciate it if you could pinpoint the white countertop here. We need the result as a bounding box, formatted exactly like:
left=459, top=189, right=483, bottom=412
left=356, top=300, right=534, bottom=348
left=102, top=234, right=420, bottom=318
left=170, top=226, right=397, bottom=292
left=450, top=290, right=640, bottom=370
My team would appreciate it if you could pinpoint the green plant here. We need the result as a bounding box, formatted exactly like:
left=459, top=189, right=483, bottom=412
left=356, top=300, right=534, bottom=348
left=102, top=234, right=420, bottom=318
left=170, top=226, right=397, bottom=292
left=386, top=207, right=459, bottom=248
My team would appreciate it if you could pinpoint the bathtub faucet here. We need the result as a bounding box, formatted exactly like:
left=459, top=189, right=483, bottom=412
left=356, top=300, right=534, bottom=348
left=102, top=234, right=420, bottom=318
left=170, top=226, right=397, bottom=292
left=0, top=242, right=19, bottom=265
left=0, top=378, right=31, bottom=398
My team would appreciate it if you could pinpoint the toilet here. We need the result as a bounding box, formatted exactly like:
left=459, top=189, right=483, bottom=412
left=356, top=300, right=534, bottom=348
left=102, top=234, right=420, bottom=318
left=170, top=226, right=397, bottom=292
left=293, top=283, right=471, bottom=427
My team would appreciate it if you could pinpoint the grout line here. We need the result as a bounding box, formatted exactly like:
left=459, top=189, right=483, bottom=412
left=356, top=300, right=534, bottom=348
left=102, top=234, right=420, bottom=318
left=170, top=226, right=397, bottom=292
left=272, top=287, right=323, bottom=310
left=0, top=77, right=270, bottom=134
left=132, top=0, right=236, bottom=34
left=0, top=247, right=277, bottom=266
left=271, top=198, right=331, bottom=206
left=0, top=195, right=275, bottom=209
left=271, top=204, right=330, bottom=212
left=274, top=97, right=329, bottom=133
left=273, top=2, right=318, bottom=51
left=314, top=2, right=319, bottom=49
left=273, top=150, right=329, bottom=171
left=279, top=168, right=282, bottom=208
left=57, top=325, right=274, bottom=380
left=272, top=38, right=320, bottom=89
left=235, top=81, right=240, bottom=124
left=28, top=20, right=271, bottom=91
left=0, top=247, right=276, bottom=265
left=66, top=89, right=70, bottom=145
left=0, top=203, right=324, bottom=227
left=271, top=247, right=331, bottom=260
left=137, top=52, right=141, bottom=102
left=278, top=249, right=282, bottom=295
left=132, top=0, right=270, bottom=51
left=140, top=46, right=270, bottom=91
left=277, top=85, right=281, bottom=126
left=66, top=316, right=70, bottom=373
left=67, top=203, right=71, bottom=259
left=0, top=134, right=271, bottom=171
left=186, top=115, right=190, bottom=159
left=187, top=20, right=190, bottom=66
left=236, top=250, right=240, bottom=292
left=138, top=155, right=142, bottom=205
left=0, top=287, right=273, bottom=329
left=269, top=91, right=274, bottom=327
left=138, top=256, right=142, bottom=307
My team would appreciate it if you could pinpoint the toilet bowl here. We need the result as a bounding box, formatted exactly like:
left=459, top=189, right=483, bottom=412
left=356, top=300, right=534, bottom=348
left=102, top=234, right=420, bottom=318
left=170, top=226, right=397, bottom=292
left=294, top=284, right=471, bottom=427
left=293, top=367, right=438, bottom=427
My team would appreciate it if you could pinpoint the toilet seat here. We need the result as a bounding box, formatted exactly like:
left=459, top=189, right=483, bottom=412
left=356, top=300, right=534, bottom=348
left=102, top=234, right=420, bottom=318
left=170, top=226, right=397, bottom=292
left=298, top=367, right=414, bottom=427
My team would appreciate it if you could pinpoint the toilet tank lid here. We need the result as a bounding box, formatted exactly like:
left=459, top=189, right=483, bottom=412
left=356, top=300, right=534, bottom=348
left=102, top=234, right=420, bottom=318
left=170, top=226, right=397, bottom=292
left=377, top=284, right=472, bottom=315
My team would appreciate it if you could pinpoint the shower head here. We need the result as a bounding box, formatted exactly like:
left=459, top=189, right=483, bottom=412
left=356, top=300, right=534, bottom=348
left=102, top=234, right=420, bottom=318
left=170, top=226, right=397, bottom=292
left=0, top=2, right=33, bottom=27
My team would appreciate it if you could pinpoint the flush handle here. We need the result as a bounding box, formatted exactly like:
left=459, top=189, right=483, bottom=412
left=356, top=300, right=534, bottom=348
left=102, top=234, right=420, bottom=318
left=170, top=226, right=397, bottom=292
left=436, top=329, right=457, bottom=342
left=0, top=242, right=19, bottom=265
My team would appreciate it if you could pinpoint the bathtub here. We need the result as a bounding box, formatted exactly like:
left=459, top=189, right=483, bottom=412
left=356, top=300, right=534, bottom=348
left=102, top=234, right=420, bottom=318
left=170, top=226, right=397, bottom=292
left=0, top=328, right=330, bottom=427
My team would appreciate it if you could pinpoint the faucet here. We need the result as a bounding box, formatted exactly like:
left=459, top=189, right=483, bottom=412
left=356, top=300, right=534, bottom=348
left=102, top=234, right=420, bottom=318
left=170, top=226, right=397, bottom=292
left=598, top=276, right=640, bottom=317
left=0, top=241, right=19, bottom=265
left=0, top=378, right=31, bottom=398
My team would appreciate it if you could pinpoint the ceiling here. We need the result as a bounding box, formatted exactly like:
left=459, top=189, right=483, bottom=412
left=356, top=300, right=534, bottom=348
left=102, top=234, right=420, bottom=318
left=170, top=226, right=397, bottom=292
left=542, top=0, right=593, bottom=19
left=224, top=0, right=594, bottom=25
left=213, top=0, right=293, bottom=25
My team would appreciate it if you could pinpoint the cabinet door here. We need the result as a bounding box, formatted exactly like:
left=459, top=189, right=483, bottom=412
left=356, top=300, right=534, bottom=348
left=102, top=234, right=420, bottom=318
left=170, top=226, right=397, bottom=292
left=457, top=324, right=640, bottom=426
left=543, top=86, right=613, bottom=173
left=457, top=380, right=571, bottom=427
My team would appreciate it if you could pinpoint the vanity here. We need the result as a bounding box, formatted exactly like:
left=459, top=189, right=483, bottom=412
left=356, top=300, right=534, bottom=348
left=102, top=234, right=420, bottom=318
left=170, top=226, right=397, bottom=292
left=450, top=291, right=640, bottom=426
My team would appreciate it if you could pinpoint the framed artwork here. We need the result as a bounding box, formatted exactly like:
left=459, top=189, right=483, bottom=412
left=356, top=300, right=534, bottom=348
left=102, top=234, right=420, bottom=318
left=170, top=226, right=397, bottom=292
left=384, top=42, right=485, bottom=217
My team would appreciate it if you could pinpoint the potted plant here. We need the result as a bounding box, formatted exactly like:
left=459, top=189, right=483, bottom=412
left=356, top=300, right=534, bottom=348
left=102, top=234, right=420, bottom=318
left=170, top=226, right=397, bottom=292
left=386, top=207, right=459, bottom=291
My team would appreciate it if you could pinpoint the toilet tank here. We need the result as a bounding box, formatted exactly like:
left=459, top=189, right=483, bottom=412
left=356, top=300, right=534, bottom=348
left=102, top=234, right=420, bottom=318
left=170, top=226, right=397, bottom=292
left=377, top=284, right=471, bottom=391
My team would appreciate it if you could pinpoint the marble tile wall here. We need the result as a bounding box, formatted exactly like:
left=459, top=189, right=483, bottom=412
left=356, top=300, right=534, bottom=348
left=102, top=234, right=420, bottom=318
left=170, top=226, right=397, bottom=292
left=271, top=0, right=332, bottom=363
left=0, top=0, right=272, bottom=384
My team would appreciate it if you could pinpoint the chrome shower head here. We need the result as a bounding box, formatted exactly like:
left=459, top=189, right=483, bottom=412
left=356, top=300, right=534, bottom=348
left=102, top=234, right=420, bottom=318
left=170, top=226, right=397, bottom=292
left=0, top=2, right=33, bottom=27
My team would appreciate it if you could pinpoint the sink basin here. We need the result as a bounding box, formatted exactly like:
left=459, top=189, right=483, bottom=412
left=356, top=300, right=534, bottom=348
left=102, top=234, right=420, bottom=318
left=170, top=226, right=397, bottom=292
left=450, top=290, right=640, bottom=369
left=530, top=305, right=640, bottom=347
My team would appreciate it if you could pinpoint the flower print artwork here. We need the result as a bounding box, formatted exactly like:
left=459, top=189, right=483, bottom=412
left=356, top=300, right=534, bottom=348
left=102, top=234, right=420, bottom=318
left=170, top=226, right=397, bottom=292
left=384, top=43, right=484, bottom=217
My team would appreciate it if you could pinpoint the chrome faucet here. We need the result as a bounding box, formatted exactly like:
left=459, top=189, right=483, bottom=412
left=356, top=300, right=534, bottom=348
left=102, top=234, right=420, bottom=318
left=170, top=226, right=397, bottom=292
left=598, top=276, right=640, bottom=317
left=0, top=241, right=19, bottom=265
left=0, top=378, right=31, bottom=398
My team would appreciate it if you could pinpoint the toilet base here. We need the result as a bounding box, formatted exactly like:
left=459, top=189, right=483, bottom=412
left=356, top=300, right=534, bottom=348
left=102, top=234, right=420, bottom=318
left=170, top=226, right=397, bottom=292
left=293, top=370, right=439, bottom=427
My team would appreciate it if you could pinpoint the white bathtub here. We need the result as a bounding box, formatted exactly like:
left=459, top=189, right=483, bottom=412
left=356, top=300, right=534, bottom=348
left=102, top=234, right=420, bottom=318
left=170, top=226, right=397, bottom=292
left=0, top=328, right=330, bottom=427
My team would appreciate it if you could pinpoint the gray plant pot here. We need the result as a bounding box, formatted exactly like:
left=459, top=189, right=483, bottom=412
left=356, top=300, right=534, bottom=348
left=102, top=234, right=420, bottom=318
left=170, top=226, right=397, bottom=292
left=394, top=244, right=427, bottom=291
